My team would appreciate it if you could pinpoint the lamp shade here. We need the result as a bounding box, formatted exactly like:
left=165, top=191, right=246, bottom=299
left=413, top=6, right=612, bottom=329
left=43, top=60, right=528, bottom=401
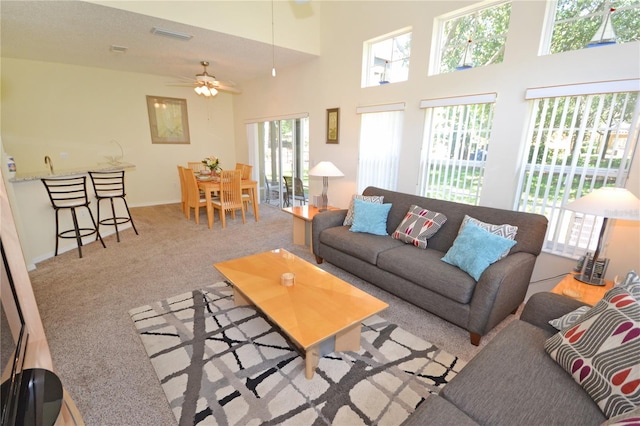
left=564, top=187, right=640, bottom=220
left=308, top=161, right=344, bottom=177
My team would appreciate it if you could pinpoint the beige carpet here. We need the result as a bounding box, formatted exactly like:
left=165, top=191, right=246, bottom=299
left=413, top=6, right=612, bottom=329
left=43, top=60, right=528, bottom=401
left=28, top=203, right=519, bottom=425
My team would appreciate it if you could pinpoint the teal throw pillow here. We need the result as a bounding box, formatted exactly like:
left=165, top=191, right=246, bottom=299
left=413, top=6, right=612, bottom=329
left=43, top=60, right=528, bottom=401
left=350, top=199, right=392, bottom=236
left=441, top=221, right=516, bottom=281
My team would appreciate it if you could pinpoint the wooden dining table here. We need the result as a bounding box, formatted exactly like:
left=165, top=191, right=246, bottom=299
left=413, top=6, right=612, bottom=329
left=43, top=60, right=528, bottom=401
left=197, top=177, right=260, bottom=229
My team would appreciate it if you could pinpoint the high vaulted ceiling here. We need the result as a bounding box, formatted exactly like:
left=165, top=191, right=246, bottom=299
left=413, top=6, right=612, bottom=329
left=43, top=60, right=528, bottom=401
left=0, top=1, right=318, bottom=87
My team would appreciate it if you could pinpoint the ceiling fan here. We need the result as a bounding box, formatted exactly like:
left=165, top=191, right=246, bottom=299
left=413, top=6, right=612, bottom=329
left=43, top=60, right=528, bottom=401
left=174, top=61, right=242, bottom=96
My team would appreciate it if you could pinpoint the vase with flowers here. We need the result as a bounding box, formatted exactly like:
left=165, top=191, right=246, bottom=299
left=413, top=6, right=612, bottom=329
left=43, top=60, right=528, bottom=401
left=202, top=156, right=221, bottom=176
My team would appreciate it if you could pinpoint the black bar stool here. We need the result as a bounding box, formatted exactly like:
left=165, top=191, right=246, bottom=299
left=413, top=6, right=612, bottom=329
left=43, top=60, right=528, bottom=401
left=88, top=171, right=138, bottom=242
left=41, top=176, right=106, bottom=258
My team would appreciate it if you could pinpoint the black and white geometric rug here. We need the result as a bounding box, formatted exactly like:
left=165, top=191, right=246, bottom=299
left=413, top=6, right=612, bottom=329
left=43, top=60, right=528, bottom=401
left=129, top=282, right=466, bottom=425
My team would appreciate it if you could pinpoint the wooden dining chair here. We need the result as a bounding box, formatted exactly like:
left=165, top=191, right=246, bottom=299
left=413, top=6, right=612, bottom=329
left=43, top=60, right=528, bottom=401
left=212, top=169, right=245, bottom=228
left=188, top=161, right=206, bottom=173
left=235, top=163, right=253, bottom=210
left=182, top=167, right=208, bottom=224
left=177, top=165, right=189, bottom=218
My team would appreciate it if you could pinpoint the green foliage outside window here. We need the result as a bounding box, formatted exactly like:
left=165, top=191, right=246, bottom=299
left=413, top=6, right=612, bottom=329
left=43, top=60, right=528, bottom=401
left=439, top=2, right=511, bottom=74
left=550, top=0, right=640, bottom=54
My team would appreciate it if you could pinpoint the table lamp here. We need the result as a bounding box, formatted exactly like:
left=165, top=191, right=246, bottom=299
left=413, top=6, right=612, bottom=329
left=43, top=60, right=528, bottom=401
left=308, top=161, right=344, bottom=211
left=564, top=187, right=640, bottom=286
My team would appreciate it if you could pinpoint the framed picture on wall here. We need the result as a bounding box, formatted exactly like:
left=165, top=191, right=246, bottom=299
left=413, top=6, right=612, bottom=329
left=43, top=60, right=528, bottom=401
left=146, top=96, right=190, bottom=144
left=326, top=108, right=339, bottom=144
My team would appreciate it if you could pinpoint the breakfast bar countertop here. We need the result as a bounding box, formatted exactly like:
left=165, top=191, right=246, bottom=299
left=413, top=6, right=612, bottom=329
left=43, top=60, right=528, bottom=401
left=9, top=162, right=136, bottom=182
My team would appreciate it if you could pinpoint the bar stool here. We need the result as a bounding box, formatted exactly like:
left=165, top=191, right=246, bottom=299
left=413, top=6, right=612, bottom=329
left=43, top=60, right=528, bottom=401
left=41, top=176, right=106, bottom=258
left=88, top=171, right=138, bottom=242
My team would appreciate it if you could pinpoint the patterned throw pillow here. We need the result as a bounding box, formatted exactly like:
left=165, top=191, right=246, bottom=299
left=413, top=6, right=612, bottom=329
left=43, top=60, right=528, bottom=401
left=392, top=205, right=447, bottom=249
left=549, top=271, right=640, bottom=331
left=545, top=286, right=640, bottom=418
left=549, top=306, right=591, bottom=330
left=343, top=195, right=384, bottom=226
left=459, top=215, right=518, bottom=259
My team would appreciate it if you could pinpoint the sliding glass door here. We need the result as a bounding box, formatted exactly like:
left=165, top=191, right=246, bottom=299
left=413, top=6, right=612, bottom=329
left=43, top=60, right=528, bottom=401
left=254, top=117, right=309, bottom=208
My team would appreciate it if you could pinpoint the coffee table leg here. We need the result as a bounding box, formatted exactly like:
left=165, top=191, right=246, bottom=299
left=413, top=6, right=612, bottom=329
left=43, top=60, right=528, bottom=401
left=305, top=346, right=320, bottom=379
left=304, top=324, right=362, bottom=380
left=233, top=287, right=251, bottom=306
left=335, top=323, right=361, bottom=352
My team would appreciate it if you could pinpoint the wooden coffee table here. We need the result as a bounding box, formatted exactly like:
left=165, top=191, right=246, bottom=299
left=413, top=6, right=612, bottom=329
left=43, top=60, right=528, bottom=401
left=214, top=249, right=388, bottom=379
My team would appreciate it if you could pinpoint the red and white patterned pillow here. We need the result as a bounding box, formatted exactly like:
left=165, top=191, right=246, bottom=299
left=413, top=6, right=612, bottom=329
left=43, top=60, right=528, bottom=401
left=392, top=205, right=447, bottom=249
left=545, top=286, right=640, bottom=418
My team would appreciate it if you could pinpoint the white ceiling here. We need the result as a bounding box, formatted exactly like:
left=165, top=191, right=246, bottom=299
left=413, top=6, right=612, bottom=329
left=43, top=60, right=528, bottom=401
left=0, top=0, right=318, bottom=87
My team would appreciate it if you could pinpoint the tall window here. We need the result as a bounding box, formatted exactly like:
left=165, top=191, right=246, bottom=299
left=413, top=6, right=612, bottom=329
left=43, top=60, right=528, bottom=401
left=356, top=104, right=404, bottom=193
left=517, top=80, right=639, bottom=258
left=418, top=94, right=497, bottom=205
left=544, top=0, right=640, bottom=55
left=362, top=28, right=411, bottom=87
left=249, top=115, right=309, bottom=208
left=433, top=1, right=511, bottom=75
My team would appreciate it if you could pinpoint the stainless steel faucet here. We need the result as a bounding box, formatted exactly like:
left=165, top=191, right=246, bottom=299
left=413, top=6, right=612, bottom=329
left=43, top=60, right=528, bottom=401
left=44, top=155, right=54, bottom=174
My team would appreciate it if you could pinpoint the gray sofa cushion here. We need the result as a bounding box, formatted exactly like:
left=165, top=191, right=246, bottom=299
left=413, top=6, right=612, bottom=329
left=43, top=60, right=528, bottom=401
left=439, top=320, right=605, bottom=425
left=318, top=225, right=404, bottom=265
left=402, top=394, right=479, bottom=426
left=377, top=245, right=476, bottom=304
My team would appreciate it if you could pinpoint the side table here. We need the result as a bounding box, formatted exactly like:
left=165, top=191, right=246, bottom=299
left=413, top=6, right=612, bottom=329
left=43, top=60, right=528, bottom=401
left=282, top=205, right=340, bottom=252
left=550, top=273, right=614, bottom=306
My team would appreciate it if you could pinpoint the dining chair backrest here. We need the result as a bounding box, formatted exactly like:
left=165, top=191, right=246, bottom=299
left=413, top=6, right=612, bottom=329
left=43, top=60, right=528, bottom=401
left=177, top=165, right=188, bottom=215
left=42, top=176, right=91, bottom=209
left=235, top=163, right=253, bottom=180
left=218, top=169, right=243, bottom=210
left=182, top=167, right=208, bottom=224
left=188, top=161, right=206, bottom=173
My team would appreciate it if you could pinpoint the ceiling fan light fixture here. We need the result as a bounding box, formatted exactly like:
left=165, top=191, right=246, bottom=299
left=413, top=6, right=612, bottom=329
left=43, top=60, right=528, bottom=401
left=195, top=84, right=218, bottom=97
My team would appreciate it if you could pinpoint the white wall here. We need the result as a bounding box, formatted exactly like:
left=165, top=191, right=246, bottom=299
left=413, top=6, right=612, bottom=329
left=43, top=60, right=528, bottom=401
left=1, top=58, right=237, bottom=206
left=232, top=1, right=640, bottom=286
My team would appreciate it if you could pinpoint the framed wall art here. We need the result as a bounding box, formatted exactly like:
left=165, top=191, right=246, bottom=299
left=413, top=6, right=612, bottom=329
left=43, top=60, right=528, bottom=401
left=326, top=108, right=339, bottom=144
left=146, top=96, right=190, bottom=144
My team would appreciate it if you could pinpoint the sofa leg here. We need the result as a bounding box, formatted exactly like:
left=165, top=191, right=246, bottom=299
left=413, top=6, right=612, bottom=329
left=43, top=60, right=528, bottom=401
left=470, top=333, right=481, bottom=346
left=315, top=255, right=323, bottom=264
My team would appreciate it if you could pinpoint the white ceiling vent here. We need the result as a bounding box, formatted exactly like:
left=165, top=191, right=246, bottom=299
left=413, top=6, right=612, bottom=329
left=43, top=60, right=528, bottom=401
left=151, top=27, right=193, bottom=41
left=110, top=45, right=128, bottom=53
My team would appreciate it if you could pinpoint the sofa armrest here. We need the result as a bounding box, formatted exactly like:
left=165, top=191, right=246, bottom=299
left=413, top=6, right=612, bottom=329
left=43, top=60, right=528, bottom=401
left=312, top=209, right=347, bottom=257
left=468, top=252, right=537, bottom=337
left=520, top=292, right=589, bottom=334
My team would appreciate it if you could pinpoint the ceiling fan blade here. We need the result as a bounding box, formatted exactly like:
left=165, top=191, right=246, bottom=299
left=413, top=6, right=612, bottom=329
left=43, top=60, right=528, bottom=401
left=214, top=85, right=242, bottom=94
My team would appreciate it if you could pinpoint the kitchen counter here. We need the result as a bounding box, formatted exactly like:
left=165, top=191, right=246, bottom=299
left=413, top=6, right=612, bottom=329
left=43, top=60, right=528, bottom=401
left=9, top=162, right=135, bottom=182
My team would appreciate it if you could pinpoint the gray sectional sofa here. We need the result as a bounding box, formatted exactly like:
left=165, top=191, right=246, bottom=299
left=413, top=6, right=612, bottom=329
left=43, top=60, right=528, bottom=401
left=312, top=186, right=548, bottom=345
left=403, top=292, right=606, bottom=425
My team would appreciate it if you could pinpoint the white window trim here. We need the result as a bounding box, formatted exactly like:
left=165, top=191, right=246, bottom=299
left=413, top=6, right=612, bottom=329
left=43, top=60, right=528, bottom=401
left=525, top=79, right=640, bottom=100
left=420, top=93, right=497, bottom=108
left=245, top=112, right=309, bottom=124
left=356, top=102, right=405, bottom=114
